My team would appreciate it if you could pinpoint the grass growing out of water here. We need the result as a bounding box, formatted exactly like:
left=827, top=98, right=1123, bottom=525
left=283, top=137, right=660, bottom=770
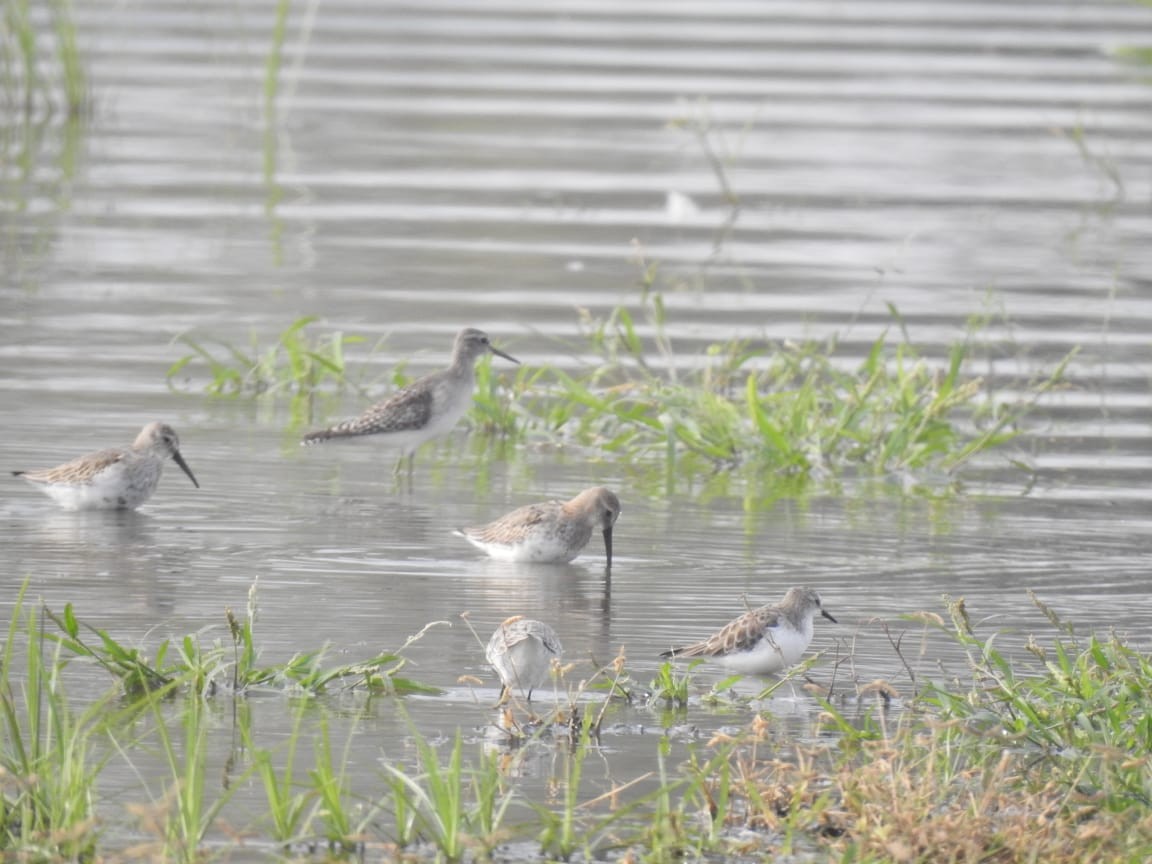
left=243, top=701, right=313, bottom=846
left=134, top=690, right=236, bottom=864
left=0, top=585, right=104, bottom=861
left=383, top=729, right=519, bottom=861
left=924, top=592, right=1152, bottom=811
left=44, top=589, right=441, bottom=699
left=650, top=658, right=694, bottom=707
left=509, top=284, right=1073, bottom=492
left=166, top=315, right=374, bottom=415
left=165, top=289, right=1068, bottom=494
left=5, top=590, right=1152, bottom=860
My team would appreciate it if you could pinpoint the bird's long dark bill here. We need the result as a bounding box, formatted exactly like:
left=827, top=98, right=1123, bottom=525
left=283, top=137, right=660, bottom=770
left=489, top=346, right=520, bottom=364
left=821, top=609, right=838, bottom=624
left=603, top=526, right=613, bottom=569
left=172, top=451, right=200, bottom=488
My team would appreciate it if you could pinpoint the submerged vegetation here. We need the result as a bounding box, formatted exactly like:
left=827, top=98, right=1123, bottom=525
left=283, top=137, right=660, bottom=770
left=166, top=286, right=1071, bottom=496
left=4, top=585, right=1151, bottom=861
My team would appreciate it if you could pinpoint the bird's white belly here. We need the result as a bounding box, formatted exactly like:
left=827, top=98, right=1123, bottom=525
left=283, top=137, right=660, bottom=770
left=496, top=641, right=555, bottom=693
left=716, top=625, right=812, bottom=676
left=394, top=384, right=473, bottom=452
left=43, top=463, right=161, bottom=511
left=478, top=533, right=582, bottom=563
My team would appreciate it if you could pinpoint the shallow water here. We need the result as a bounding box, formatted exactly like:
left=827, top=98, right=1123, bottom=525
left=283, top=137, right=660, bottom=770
left=2, top=0, right=1151, bottom=854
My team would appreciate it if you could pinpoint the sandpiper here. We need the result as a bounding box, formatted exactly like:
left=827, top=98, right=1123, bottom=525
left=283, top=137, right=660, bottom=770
left=456, top=486, right=620, bottom=567
left=12, top=421, right=200, bottom=511
left=486, top=616, right=563, bottom=703
left=661, top=587, right=837, bottom=676
left=302, top=327, right=519, bottom=474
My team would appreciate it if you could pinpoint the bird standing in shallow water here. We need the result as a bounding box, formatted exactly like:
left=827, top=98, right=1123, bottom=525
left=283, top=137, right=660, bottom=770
left=661, top=586, right=837, bottom=676
left=12, top=421, right=200, bottom=511
left=456, top=486, right=621, bottom=568
left=486, top=616, right=563, bottom=703
left=302, top=327, right=518, bottom=475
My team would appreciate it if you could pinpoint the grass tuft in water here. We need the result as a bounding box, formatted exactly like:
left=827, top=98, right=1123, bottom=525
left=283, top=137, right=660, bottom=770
left=163, top=285, right=1070, bottom=496
left=308, top=714, right=377, bottom=851
left=44, top=594, right=442, bottom=699
left=129, top=690, right=238, bottom=863
left=44, top=602, right=175, bottom=697
left=0, top=585, right=105, bottom=861
left=242, top=700, right=316, bottom=847
left=512, top=281, right=1075, bottom=495
left=166, top=315, right=376, bottom=426
left=649, top=659, right=694, bottom=707
left=919, top=591, right=1152, bottom=811
left=405, top=730, right=469, bottom=858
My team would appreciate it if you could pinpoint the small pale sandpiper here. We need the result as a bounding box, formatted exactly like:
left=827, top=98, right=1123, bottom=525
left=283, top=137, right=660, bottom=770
left=12, top=421, right=200, bottom=511
left=661, top=586, right=837, bottom=676
left=302, top=327, right=518, bottom=474
left=456, top=486, right=620, bottom=568
left=486, top=615, right=563, bottom=703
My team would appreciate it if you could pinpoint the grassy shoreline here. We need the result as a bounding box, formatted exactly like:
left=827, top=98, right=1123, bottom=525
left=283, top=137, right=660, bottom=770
left=3, top=588, right=1150, bottom=862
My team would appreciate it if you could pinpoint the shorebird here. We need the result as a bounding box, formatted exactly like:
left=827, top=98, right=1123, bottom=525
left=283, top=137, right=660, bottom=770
left=661, top=587, right=837, bottom=676
left=12, top=421, right=200, bottom=511
left=456, top=486, right=620, bottom=568
left=302, top=328, right=518, bottom=474
left=486, top=616, right=564, bottom=703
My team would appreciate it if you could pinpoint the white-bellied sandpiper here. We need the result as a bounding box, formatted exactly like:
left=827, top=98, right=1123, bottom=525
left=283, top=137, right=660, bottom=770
left=12, top=421, right=200, bottom=511
left=456, top=486, right=620, bottom=568
left=485, top=615, right=563, bottom=703
left=661, top=586, right=837, bottom=675
left=302, top=327, right=518, bottom=474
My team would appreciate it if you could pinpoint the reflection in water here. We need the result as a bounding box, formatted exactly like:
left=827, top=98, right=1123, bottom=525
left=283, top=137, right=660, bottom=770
left=9, top=508, right=187, bottom=619
left=2, top=110, right=86, bottom=288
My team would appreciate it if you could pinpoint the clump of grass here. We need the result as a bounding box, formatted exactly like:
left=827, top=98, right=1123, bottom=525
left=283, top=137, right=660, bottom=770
left=649, top=659, right=694, bottom=708
left=45, top=591, right=442, bottom=699
left=129, top=689, right=237, bottom=864
left=0, top=585, right=105, bottom=861
left=519, top=280, right=1073, bottom=494
left=308, top=714, right=377, bottom=851
left=44, top=602, right=174, bottom=698
left=921, top=591, right=1152, bottom=811
left=166, top=315, right=374, bottom=407
left=242, top=701, right=315, bottom=847
left=383, top=728, right=518, bottom=861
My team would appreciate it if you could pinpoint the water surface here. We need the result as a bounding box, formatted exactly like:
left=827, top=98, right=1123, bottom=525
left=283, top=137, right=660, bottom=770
left=2, top=0, right=1151, bottom=853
